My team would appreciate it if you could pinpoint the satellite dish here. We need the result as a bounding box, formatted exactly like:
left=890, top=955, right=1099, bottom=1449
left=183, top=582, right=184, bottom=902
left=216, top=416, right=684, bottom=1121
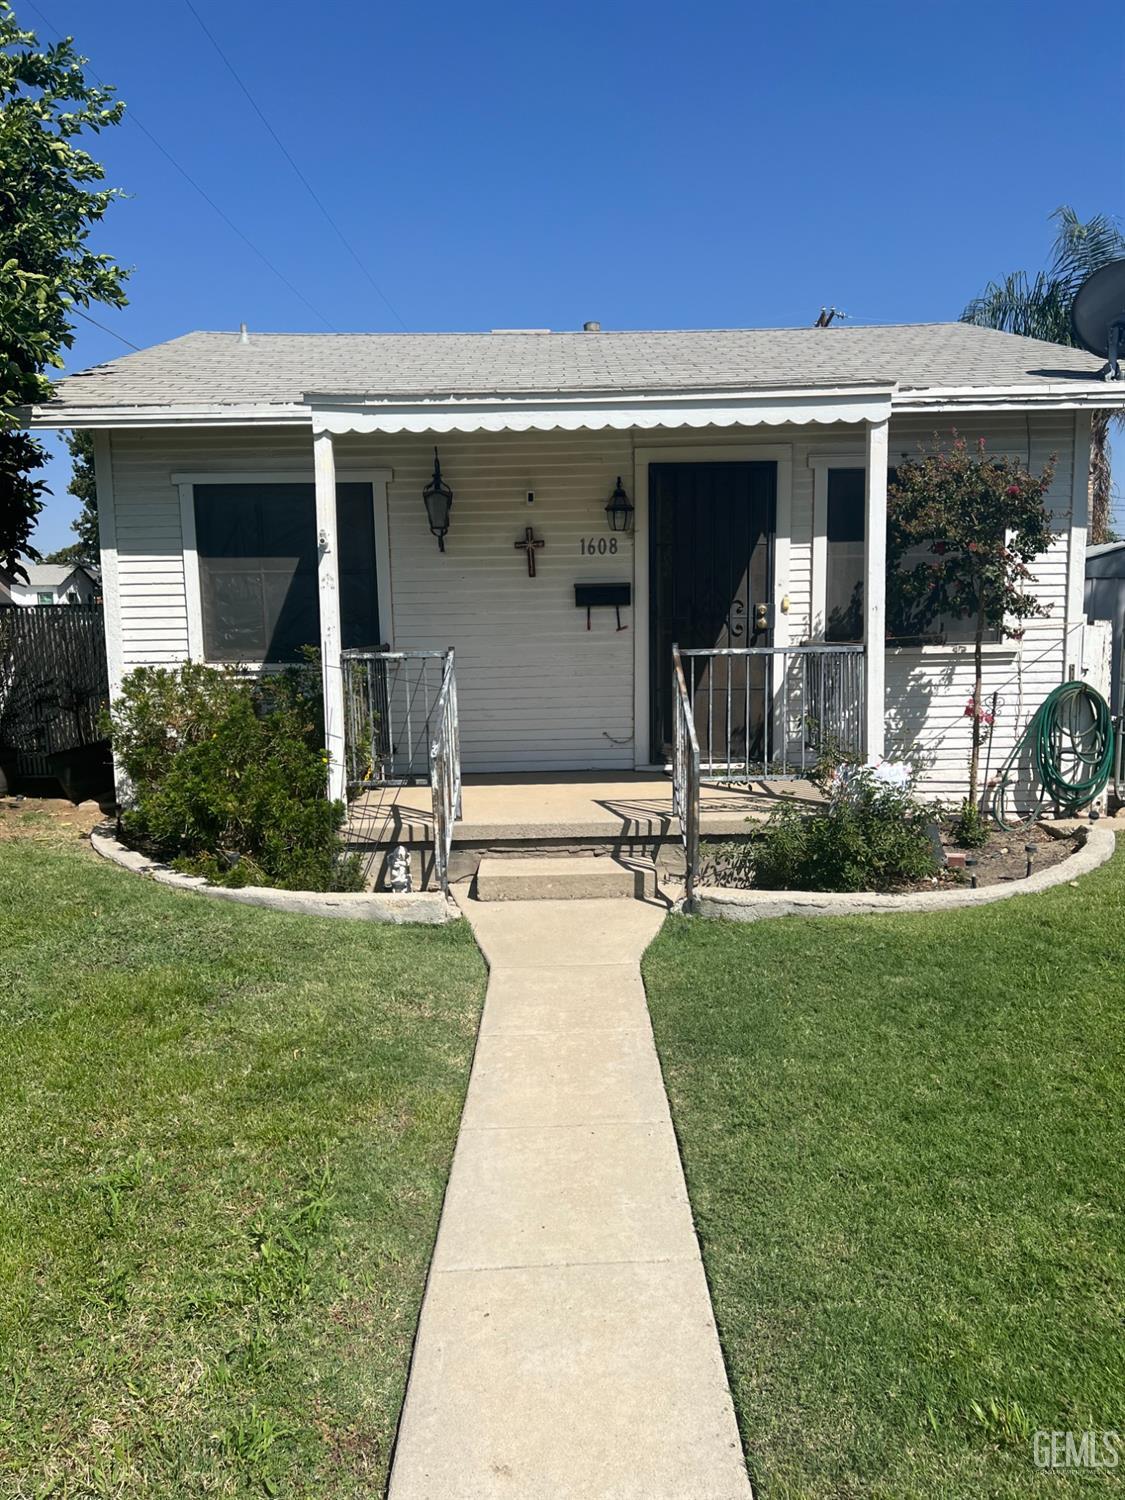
left=1071, top=258, right=1125, bottom=380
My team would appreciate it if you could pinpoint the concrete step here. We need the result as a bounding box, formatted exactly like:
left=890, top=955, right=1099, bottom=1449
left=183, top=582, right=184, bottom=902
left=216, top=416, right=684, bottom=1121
left=475, top=855, right=644, bottom=902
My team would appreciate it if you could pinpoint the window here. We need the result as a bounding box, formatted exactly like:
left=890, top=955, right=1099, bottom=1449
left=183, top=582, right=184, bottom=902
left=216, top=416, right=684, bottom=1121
left=821, top=467, right=990, bottom=646
left=825, top=469, right=865, bottom=643
left=36, top=591, right=53, bottom=605
left=194, top=482, right=379, bottom=662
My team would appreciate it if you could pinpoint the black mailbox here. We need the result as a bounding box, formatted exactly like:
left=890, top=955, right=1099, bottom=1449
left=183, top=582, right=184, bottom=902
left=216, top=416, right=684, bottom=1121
left=574, top=582, right=631, bottom=608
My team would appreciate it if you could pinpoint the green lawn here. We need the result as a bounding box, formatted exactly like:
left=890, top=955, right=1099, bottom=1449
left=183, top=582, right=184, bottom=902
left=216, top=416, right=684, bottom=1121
left=0, top=827, right=486, bottom=1497
left=644, top=846, right=1125, bottom=1499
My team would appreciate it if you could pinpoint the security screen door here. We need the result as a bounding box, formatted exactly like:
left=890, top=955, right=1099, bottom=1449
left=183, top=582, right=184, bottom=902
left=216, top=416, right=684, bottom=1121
left=649, top=461, right=776, bottom=764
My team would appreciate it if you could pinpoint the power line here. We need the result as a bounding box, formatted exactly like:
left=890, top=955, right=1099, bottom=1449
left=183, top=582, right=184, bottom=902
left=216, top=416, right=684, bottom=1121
left=118, top=107, right=339, bottom=331
left=24, top=1, right=338, bottom=332
left=71, top=307, right=142, bottom=351
left=181, top=0, right=407, bottom=330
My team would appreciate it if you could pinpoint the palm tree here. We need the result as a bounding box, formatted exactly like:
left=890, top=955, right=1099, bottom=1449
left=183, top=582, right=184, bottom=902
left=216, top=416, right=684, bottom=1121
left=962, top=207, right=1124, bottom=542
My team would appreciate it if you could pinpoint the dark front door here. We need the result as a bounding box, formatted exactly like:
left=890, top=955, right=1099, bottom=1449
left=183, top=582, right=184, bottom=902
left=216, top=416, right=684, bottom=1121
left=649, top=461, right=776, bottom=764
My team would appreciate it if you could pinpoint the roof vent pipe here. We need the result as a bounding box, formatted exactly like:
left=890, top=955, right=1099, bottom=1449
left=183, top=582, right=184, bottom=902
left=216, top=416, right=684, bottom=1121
left=583, top=320, right=601, bottom=332
left=239, top=321, right=250, bottom=344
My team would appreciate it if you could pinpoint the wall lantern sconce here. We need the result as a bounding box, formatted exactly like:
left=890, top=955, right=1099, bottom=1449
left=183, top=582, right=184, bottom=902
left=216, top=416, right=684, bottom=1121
left=423, top=448, right=453, bottom=551
left=605, top=476, right=634, bottom=533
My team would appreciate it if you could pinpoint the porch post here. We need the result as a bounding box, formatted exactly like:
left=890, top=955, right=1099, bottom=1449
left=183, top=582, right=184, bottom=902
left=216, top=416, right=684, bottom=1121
left=314, top=430, right=347, bottom=803
left=863, top=417, right=888, bottom=761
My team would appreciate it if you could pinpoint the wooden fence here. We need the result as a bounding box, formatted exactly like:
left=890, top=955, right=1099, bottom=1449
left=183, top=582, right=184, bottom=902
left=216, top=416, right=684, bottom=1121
left=0, top=604, right=109, bottom=779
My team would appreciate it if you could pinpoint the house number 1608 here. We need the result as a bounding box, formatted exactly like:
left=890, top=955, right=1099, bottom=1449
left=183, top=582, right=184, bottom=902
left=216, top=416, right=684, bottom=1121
left=580, top=537, right=619, bottom=555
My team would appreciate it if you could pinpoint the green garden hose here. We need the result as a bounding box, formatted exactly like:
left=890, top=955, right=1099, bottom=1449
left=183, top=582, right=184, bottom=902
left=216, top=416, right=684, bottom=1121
left=990, top=680, right=1115, bottom=831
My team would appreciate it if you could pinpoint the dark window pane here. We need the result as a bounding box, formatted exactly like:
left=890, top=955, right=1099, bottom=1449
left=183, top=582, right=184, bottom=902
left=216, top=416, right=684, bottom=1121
left=204, top=569, right=267, bottom=657
left=822, top=468, right=996, bottom=646
left=194, top=482, right=378, bottom=662
left=336, top=483, right=380, bottom=649
left=826, top=469, right=865, bottom=643
left=264, top=569, right=319, bottom=660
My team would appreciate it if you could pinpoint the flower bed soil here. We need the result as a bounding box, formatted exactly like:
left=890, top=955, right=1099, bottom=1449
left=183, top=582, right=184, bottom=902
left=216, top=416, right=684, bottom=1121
left=700, top=819, right=1083, bottom=893
left=938, top=819, right=1080, bottom=887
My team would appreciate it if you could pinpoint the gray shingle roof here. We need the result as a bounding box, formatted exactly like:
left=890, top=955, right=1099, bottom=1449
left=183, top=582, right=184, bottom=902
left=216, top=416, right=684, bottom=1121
left=41, top=323, right=1110, bottom=412
left=20, top=563, right=90, bottom=587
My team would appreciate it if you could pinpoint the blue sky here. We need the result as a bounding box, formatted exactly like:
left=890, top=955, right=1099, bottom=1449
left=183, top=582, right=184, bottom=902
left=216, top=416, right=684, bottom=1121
left=26, top=0, right=1125, bottom=551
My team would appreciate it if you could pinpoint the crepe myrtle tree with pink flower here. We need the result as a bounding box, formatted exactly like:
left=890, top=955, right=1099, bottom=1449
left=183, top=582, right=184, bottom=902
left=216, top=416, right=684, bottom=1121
left=887, top=433, right=1057, bottom=826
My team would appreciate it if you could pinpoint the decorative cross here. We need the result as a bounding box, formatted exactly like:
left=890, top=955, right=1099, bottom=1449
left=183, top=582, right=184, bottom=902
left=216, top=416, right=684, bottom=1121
left=515, top=526, right=545, bottom=577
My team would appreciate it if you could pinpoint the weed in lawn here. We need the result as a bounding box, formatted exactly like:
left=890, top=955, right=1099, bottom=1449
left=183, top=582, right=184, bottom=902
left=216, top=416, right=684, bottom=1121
left=967, top=1397, right=1033, bottom=1448
left=91, top=1149, right=154, bottom=1228
left=215, top=1404, right=293, bottom=1481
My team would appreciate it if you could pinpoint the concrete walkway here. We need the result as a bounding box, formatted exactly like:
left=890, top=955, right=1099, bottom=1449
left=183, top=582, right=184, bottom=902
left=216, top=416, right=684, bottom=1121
left=387, top=897, right=752, bottom=1500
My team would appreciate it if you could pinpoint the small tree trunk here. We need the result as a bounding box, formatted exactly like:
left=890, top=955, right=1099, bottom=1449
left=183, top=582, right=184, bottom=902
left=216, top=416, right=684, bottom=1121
left=969, top=617, right=985, bottom=809
left=1088, top=411, right=1112, bottom=546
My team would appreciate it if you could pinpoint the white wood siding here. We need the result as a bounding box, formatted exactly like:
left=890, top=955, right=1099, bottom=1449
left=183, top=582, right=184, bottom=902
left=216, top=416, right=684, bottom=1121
left=369, top=431, right=636, bottom=771
left=104, top=412, right=1081, bottom=792
left=107, top=427, right=636, bottom=771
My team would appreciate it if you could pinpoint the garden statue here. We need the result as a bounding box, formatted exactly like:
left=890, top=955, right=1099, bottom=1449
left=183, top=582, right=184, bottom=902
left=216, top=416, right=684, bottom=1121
left=389, top=844, right=412, bottom=893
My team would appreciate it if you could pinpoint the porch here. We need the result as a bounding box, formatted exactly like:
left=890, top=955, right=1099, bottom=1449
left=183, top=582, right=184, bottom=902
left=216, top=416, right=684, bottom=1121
left=310, top=406, right=894, bottom=802
left=345, top=769, right=824, bottom=892
left=303, top=404, right=896, bottom=898
left=340, top=641, right=846, bottom=893
left=348, top=769, right=823, bottom=842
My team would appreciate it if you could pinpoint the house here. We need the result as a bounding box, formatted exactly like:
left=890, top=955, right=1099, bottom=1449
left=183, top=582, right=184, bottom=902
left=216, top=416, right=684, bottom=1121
left=24, top=322, right=1125, bottom=874
left=3, top=562, right=99, bottom=608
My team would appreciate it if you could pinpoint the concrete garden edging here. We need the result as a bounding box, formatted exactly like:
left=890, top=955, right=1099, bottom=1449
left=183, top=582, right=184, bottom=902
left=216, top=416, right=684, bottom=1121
left=692, top=825, right=1116, bottom=922
left=89, top=827, right=456, bottom=924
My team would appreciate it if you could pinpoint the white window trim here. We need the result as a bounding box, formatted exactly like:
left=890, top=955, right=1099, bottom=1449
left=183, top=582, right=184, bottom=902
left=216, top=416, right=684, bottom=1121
left=172, top=468, right=393, bottom=664
left=631, top=442, right=793, bottom=770
left=808, top=454, right=1019, bottom=655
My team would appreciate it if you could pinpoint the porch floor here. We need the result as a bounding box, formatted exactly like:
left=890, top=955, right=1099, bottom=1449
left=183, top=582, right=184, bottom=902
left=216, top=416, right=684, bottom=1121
left=346, top=771, right=823, bottom=847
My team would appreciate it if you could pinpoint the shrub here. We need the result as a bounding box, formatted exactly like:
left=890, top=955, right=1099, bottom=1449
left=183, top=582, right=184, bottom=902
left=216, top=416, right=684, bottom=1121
left=747, top=769, right=938, bottom=893
left=110, top=662, right=359, bottom=892
left=699, top=837, right=758, bottom=889
left=951, top=800, right=990, bottom=848
left=809, top=725, right=863, bottom=794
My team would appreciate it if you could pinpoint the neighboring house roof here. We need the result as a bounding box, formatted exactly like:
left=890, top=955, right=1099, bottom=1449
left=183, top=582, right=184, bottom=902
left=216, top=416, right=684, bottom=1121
left=17, top=563, right=95, bottom=589
left=22, top=564, right=75, bottom=588
left=1086, top=540, right=1125, bottom=577
left=30, top=323, right=1116, bottom=416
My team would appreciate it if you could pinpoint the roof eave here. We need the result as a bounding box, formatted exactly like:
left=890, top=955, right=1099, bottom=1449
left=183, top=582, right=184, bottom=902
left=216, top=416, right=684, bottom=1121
left=23, top=402, right=313, bottom=430
left=22, top=378, right=1125, bottom=432
left=893, top=382, right=1125, bottom=412
left=308, top=386, right=897, bottom=435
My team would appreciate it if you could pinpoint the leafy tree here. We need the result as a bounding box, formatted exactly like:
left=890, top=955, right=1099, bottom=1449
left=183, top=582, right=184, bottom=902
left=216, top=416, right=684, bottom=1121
left=41, top=430, right=98, bottom=564
left=42, top=539, right=85, bottom=565
left=962, top=206, right=1124, bottom=542
left=0, top=3, right=126, bottom=580
left=888, top=434, right=1057, bottom=812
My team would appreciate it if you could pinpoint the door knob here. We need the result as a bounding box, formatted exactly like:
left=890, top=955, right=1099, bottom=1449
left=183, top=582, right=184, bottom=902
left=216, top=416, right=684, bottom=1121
left=754, top=602, right=769, bottom=630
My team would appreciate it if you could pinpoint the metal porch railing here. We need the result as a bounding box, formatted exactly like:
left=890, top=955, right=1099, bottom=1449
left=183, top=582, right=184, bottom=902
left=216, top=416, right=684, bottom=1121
left=429, top=651, right=462, bottom=893
left=341, top=646, right=461, bottom=892
left=678, top=644, right=864, bottom=783
left=671, top=645, right=701, bottom=908
left=671, top=643, right=865, bottom=900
